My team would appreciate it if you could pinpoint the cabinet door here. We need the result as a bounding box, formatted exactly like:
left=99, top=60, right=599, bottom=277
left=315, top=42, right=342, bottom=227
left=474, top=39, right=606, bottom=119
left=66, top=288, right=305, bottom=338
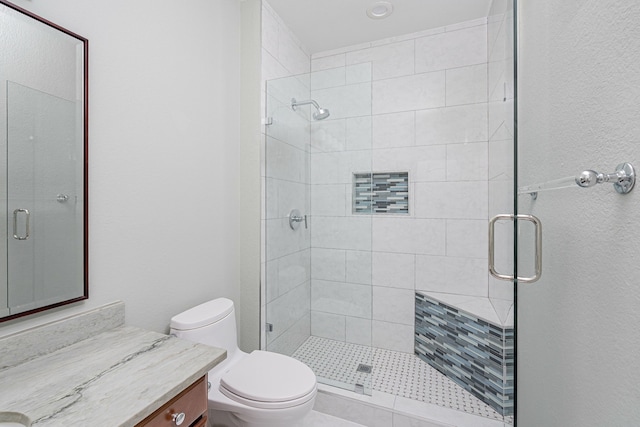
left=137, top=376, right=208, bottom=427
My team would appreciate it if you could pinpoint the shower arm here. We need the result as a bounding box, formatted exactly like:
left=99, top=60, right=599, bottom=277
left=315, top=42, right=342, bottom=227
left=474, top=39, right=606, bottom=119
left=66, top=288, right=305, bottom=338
left=291, top=98, right=319, bottom=111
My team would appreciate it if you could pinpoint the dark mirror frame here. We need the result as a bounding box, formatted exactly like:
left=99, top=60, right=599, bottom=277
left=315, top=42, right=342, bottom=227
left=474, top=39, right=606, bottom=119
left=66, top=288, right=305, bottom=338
left=0, top=0, right=88, bottom=323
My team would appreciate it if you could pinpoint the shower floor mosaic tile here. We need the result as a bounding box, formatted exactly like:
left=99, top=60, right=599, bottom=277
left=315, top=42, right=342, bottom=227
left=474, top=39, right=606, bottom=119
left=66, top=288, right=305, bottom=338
left=292, top=336, right=513, bottom=425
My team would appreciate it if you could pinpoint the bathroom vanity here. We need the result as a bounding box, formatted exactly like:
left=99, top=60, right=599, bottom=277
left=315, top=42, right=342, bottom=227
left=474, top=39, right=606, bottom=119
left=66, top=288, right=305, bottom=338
left=0, top=302, right=225, bottom=426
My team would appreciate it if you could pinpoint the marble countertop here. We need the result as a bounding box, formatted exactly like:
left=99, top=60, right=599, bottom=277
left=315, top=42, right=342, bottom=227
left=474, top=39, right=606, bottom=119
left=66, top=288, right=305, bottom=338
left=0, top=325, right=226, bottom=426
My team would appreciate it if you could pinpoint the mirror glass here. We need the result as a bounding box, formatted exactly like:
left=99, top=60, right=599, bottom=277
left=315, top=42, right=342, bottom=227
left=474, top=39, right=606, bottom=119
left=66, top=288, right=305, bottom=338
left=0, top=0, right=88, bottom=321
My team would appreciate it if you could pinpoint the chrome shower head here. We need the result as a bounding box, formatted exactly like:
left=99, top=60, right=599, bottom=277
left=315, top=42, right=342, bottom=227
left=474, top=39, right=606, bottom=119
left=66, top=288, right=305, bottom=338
left=291, top=98, right=331, bottom=121
left=313, top=108, right=330, bottom=120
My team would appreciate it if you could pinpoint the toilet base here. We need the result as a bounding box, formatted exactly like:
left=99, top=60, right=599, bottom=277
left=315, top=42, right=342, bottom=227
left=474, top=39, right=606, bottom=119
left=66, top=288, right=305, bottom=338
left=208, top=407, right=304, bottom=427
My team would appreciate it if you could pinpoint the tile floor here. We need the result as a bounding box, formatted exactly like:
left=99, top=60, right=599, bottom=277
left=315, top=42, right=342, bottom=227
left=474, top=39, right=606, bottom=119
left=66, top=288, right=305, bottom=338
left=293, top=336, right=513, bottom=425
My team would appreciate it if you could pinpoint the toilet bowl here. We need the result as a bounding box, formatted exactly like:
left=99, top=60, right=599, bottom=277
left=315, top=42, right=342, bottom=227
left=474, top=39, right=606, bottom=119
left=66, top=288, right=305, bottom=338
left=170, top=298, right=317, bottom=427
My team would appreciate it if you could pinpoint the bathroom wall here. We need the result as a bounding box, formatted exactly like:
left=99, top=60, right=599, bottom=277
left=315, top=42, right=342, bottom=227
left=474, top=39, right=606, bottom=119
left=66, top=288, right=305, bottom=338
left=518, top=0, right=640, bottom=425
left=308, top=19, right=494, bottom=353
left=0, top=0, right=242, bottom=337
left=261, top=1, right=313, bottom=354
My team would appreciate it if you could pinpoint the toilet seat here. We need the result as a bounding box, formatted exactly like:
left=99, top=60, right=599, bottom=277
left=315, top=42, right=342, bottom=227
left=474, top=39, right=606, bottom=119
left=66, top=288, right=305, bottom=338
left=219, top=350, right=316, bottom=410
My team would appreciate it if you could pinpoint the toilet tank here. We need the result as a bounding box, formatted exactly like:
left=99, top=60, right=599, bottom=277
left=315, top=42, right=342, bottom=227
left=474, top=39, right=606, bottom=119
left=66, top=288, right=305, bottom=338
left=170, top=298, right=239, bottom=359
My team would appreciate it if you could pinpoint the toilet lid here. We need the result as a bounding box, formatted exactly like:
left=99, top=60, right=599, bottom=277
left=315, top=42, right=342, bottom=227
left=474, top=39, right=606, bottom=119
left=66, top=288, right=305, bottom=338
left=220, top=350, right=316, bottom=405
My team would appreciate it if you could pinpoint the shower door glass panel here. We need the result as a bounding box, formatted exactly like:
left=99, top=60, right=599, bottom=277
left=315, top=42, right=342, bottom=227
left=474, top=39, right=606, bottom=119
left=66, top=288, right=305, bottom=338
left=487, top=0, right=516, bottom=419
left=264, top=70, right=374, bottom=395
left=6, top=82, right=83, bottom=314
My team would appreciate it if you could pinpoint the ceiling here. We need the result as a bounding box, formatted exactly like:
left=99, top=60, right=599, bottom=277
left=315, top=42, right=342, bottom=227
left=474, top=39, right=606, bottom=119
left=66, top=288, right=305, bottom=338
left=266, top=0, right=494, bottom=54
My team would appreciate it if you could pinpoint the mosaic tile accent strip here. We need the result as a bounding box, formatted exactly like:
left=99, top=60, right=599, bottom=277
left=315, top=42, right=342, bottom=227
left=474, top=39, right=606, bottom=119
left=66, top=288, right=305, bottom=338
left=292, top=336, right=512, bottom=424
left=415, top=292, right=514, bottom=416
left=353, top=172, right=409, bottom=214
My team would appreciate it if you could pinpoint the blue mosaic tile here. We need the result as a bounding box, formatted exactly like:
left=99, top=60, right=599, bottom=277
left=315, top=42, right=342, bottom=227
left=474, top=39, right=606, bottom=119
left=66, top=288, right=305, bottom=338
left=353, top=172, right=409, bottom=214
left=415, top=293, right=514, bottom=416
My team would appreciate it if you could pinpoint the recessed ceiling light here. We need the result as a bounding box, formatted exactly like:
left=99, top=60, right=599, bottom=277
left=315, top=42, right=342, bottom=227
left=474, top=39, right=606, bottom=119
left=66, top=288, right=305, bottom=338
left=366, top=1, right=393, bottom=20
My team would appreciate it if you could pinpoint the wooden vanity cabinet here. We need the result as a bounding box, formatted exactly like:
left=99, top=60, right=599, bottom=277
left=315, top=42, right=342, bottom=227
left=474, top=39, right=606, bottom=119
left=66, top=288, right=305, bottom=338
left=137, top=375, right=208, bottom=427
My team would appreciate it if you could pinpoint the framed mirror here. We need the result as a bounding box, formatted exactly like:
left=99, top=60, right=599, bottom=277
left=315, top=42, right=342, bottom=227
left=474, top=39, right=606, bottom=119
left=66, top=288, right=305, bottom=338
left=0, top=0, right=88, bottom=322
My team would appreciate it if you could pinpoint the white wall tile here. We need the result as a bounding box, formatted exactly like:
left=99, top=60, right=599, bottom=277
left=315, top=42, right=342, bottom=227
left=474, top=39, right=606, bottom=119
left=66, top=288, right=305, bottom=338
left=372, top=72, right=446, bottom=115
left=311, top=311, right=346, bottom=341
left=262, top=49, right=289, bottom=83
left=265, top=259, right=278, bottom=303
left=372, top=218, right=446, bottom=255
left=445, top=220, right=487, bottom=259
left=488, top=59, right=505, bottom=102
left=312, top=216, right=372, bottom=251
left=346, top=250, right=372, bottom=285
left=311, top=150, right=372, bottom=185
left=261, top=5, right=279, bottom=59
left=372, top=145, right=446, bottom=183
left=266, top=96, right=312, bottom=152
left=267, top=313, right=310, bottom=356
left=311, top=119, right=346, bottom=152
left=310, top=151, right=341, bottom=185
left=346, top=316, right=372, bottom=346
left=311, top=279, right=372, bottom=318
left=266, top=73, right=310, bottom=106
left=372, top=112, right=415, bottom=149
left=346, top=40, right=415, bottom=80
left=265, top=217, right=310, bottom=261
left=313, top=82, right=372, bottom=120
left=311, top=184, right=348, bottom=216
left=415, top=255, right=487, bottom=296
left=446, top=64, right=488, bottom=106
left=488, top=138, right=513, bottom=181
left=265, top=177, right=309, bottom=219
left=266, top=281, right=310, bottom=344
left=312, top=54, right=346, bottom=72
left=372, top=320, right=414, bottom=353
left=311, top=248, right=346, bottom=282
left=446, top=141, right=488, bottom=181
left=413, top=182, right=488, bottom=219
left=278, top=249, right=311, bottom=295
left=265, top=136, right=308, bottom=183
left=489, top=275, right=513, bottom=302
left=311, top=67, right=346, bottom=90
left=415, top=25, right=487, bottom=73
left=373, top=287, right=416, bottom=325
left=278, top=26, right=311, bottom=75
left=415, top=104, right=488, bottom=145
left=345, top=116, right=372, bottom=151
left=372, top=252, right=415, bottom=289
left=346, top=63, right=372, bottom=85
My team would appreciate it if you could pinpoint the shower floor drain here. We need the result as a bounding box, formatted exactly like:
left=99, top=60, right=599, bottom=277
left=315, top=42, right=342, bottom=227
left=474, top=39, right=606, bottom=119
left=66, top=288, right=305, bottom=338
left=356, top=363, right=372, bottom=374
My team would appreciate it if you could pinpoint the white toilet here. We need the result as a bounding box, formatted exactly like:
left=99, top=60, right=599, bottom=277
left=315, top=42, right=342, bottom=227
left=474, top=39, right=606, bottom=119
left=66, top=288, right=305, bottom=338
left=170, top=298, right=317, bottom=427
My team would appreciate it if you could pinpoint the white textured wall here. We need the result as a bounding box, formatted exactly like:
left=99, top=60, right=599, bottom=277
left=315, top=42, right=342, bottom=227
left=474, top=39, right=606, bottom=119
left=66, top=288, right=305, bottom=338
left=518, top=1, right=640, bottom=425
left=0, top=0, right=242, bottom=337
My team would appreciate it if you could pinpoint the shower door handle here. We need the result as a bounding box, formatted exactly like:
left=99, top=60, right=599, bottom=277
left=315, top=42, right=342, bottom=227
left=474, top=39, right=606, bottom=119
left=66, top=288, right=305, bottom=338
left=13, top=208, right=31, bottom=240
left=489, top=214, right=542, bottom=283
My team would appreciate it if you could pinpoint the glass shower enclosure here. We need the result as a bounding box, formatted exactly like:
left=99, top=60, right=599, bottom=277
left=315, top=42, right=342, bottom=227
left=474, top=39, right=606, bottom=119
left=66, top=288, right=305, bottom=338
left=262, top=0, right=516, bottom=420
left=264, top=66, right=375, bottom=394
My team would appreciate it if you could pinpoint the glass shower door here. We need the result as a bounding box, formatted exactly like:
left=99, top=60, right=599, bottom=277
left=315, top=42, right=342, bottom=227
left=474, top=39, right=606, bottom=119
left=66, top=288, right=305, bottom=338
left=264, top=71, right=374, bottom=395
left=6, top=82, right=82, bottom=314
